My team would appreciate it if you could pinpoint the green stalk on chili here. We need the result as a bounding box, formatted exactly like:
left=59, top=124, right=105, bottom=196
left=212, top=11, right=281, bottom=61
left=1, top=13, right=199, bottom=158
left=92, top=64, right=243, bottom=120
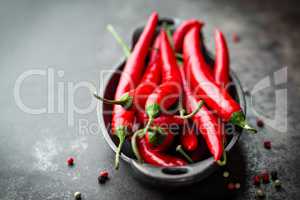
left=183, top=25, right=256, bottom=133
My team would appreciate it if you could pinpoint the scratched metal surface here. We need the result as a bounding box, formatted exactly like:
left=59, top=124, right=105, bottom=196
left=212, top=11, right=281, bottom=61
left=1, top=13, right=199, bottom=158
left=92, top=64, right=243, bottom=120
left=0, top=0, right=299, bottom=199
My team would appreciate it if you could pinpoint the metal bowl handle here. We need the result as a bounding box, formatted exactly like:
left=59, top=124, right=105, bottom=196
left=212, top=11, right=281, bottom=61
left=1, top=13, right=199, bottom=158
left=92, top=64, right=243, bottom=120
left=130, top=158, right=216, bottom=185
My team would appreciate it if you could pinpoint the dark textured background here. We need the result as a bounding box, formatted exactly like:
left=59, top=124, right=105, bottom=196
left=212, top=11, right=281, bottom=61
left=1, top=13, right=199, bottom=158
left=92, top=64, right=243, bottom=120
left=0, top=0, right=299, bottom=199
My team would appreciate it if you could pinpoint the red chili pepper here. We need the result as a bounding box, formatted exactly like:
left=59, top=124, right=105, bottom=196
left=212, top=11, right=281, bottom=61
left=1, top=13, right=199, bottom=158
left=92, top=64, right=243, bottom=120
left=173, top=19, right=204, bottom=53
left=213, top=29, right=230, bottom=87
left=95, top=29, right=162, bottom=110
left=145, top=30, right=182, bottom=129
left=111, top=12, right=158, bottom=169
left=137, top=137, right=187, bottom=167
left=180, top=125, right=198, bottom=152
left=183, top=25, right=256, bottom=133
left=179, top=66, right=223, bottom=160
left=145, top=128, right=174, bottom=152
left=138, top=111, right=184, bottom=126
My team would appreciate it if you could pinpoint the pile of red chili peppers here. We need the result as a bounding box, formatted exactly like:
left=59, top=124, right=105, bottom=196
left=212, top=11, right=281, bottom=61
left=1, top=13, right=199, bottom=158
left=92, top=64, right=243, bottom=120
left=95, top=12, right=257, bottom=169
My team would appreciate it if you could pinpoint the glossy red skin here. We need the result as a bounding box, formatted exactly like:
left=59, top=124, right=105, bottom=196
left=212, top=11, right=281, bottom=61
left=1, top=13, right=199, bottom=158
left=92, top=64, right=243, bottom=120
left=173, top=19, right=204, bottom=53
left=180, top=126, right=198, bottom=152
left=183, top=25, right=241, bottom=122
left=145, top=130, right=174, bottom=152
left=138, top=111, right=184, bottom=126
left=132, top=34, right=162, bottom=111
left=112, top=12, right=158, bottom=133
left=138, top=137, right=187, bottom=167
left=179, top=66, right=223, bottom=160
left=146, top=31, right=182, bottom=112
left=213, top=29, right=230, bottom=86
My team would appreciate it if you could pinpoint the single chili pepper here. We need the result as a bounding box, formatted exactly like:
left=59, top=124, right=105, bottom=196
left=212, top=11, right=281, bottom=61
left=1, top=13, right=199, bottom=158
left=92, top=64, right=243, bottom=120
left=144, top=30, right=182, bottom=132
left=179, top=66, right=223, bottom=160
left=145, top=127, right=174, bottom=152
left=131, top=130, right=187, bottom=167
left=180, top=125, right=199, bottom=152
left=173, top=19, right=204, bottom=53
left=213, top=29, right=230, bottom=87
left=138, top=111, right=184, bottom=126
left=95, top=28, right=162, bottom=111
left=183, top=25, right=256, bottom=133
left=111, top=12, right=158, bottom=169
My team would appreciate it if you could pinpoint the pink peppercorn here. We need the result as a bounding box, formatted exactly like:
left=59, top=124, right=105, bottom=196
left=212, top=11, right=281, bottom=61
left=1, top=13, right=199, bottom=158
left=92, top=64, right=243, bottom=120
left=232, top=32, right=240, bottom=43
left=98, top=170, right=109, bottom=184
left=261, top=172, right=270, bottom=184
left=227, top=183, right=235, bottom=190
left=253, top=175, right=261, bottom=186
left=263, top=141, right=271, bottom=149
left=256, top=119, right=264, bottom=127
left=67, top=157, right=74, bottom=166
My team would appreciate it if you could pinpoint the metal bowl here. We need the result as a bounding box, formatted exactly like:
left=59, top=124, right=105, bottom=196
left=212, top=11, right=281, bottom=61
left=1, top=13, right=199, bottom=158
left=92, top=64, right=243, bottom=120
left=96, top=18, right=246, bottom=187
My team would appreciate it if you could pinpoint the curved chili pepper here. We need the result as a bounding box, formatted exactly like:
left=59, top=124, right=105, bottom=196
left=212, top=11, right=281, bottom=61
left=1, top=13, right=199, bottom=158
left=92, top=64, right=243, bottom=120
left=145, top=128, right=174, bottom=152
left=183, top=25, right=256, bottom=133
left=179, top=66, right=223, bottom=160
left=95, top=30, right=162, bottom=110
left=136, top=136, right=187, bottom=167
left=213, top=29, right=230, bottom=87
left=180, top=125, right=198, bottom=152
left=138, top=111, right=184, bottom=126
left=173, top=19, right=204, bottom=53
left=145, top=30, right=182, bottom=130
left=112, top=12, right=158, bottom=169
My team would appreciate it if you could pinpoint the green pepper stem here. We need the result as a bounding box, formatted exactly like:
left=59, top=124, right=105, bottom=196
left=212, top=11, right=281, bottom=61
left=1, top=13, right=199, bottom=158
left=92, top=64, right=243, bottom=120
left=180, top=100, right=204, bottom=119
left=93, top=92, right=132, bottom=109
left=143, top=116, right=153, bottom=136
left=176, top=145, right=193, bottom=163
left=131, top=129, right=145, bottom=163
left=107, top=24, right=131, bottom=58
left=115, top=129, right=127, bottom=169
left=230, top=111, right=257, bottom=133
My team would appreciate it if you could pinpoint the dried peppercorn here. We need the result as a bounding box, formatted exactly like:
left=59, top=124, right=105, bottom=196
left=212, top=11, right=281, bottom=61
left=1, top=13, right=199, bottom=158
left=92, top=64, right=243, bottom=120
left=274, top=179, right=281, bottom=189
left=98, top=170, right=109, bottom=184
left=271, top=170, right=278, bottom=180
left=235, top=183, right=241, bottom=189
left=256, top=119, right=264, bottom=127
left=227, top=183, right=235, bottom=190
left=67, top=157, right=74, bottom=166
left=74, top=192, right=81, bottom=200
left=255, top=188, right=265, bottom=198
left=261, top=172, right=270, bottom=184
left=263, top=141, right=271, bottom=149
left=253, top=175, right=261, bottom=186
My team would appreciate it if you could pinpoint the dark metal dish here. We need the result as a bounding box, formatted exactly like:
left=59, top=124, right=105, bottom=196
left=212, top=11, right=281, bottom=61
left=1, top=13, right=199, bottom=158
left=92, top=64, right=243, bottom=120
left=96, top=18, right=246, bottom=187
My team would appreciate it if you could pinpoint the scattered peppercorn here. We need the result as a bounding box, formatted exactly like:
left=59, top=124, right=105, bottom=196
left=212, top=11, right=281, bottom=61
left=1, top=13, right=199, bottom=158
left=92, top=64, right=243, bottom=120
left=232, top=32, right=240, bottom=43
left=223, top=171, right=230, bottom=178
left=274, top=179, right=281, bottom=189
left=256, top=119, right=264, bottom=127
left=235, top=183, right=241, bottom=189
left=261, top=172, right=270, bottom=184
left=271, top=170, right=278, bottom=180
left=74, top=192, right=81, bottom=200
left=263, top=141, right=271, bottom=149
left=67, top=157, right=74, bottom=166
left=227, top=182, right=235, bottom=190
left=256, top=188, right=265, bottom=198
left=253, top=175, right=261, bottom=186
left=98, top=170, right=109, bottom=184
